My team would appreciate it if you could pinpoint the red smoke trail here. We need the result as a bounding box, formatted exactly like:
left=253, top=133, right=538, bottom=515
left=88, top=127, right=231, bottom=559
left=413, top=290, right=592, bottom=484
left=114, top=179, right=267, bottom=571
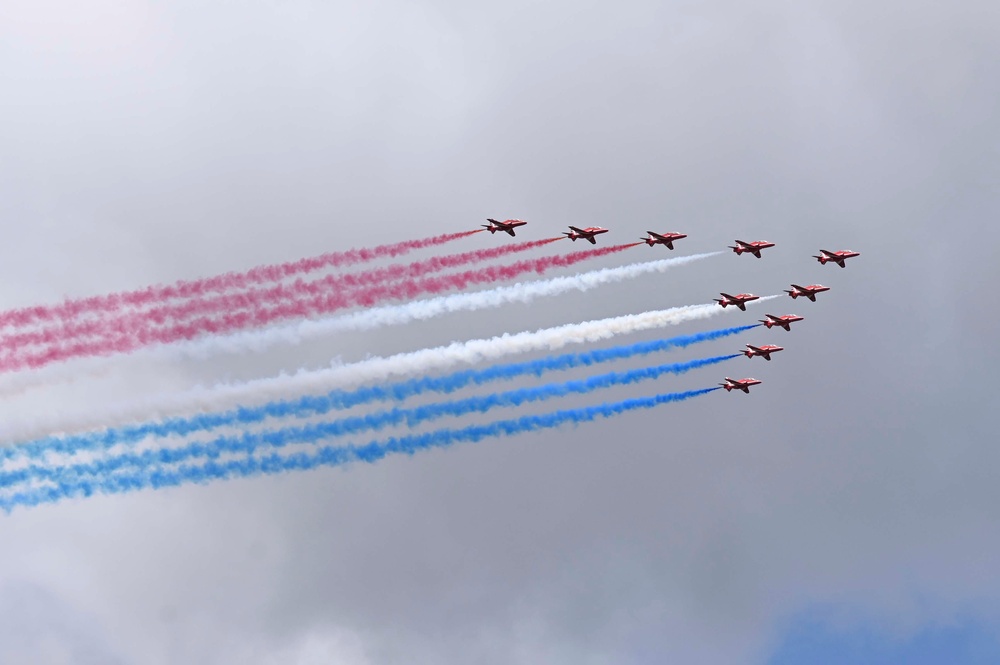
left=0, top=229, right=484, bottom=330
left=349, top=243, right=643, bottom=306
left=0, top=243, right=639, bottom=373
left=0, top=237, right=559, bottom=352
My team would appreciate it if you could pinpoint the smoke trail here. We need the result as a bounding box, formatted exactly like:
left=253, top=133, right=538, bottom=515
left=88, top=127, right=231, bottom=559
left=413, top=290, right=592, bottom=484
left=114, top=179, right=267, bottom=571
left=0, top=243, right=638, bottom=373
left=0, top=355, right=734, bottom=483
left=0, top=230, right=483, bottom=330
left=158, top=251, right=723, bottom=360
left=0, top=251, right=721, bottom=398
left=0, top=319, right=761, bottom=451
left=0, top=238, right=560, bottom=352
left=0, top=388, right=719, bottom=511
left=8, top=356, right=738, bottom=487
left=4, top=348, right=743, bottom=463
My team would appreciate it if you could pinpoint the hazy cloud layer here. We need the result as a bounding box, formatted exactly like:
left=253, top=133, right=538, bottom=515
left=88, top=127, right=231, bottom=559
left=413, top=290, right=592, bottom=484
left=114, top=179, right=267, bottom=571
left=0, top=0, right=998, bottom=663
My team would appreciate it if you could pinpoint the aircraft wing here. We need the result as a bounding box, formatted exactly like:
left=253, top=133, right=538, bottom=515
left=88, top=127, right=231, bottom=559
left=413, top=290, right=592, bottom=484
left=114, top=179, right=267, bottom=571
left=505, top=228, right=516, bottom=237
left=568, top=225, right=586, bottom=234
left=648, top=231, right=665, bottom=240
left=820, top=249, right=836, bottom=257
left=736, top=240, right=753, bottom=248
left=586, top=236, right=597, bottom=244
left=790, top=284, right=806, bottom=291
left=719, top=292, right=736, bottom=300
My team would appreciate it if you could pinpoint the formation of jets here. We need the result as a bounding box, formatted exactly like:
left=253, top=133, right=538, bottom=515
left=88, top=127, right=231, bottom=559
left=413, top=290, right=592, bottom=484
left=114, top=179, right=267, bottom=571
left=482, top=218, right=859, bottom=395
left=482, top=219, right=859, bottom=265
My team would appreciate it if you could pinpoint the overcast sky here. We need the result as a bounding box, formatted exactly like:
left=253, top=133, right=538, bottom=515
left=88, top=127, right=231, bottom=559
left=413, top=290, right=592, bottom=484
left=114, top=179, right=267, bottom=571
left=1, top=0, right=998, bottom=663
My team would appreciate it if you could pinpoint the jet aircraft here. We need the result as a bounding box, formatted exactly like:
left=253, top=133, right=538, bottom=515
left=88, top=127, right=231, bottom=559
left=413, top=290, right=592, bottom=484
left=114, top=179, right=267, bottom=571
left=714, top=292, right=760, bottom=311
left=719, top=377, right=762, bottom=393
left=729, top=240, right=775, bottom=258
left=742, top=344, right=784, bottom=361
left=785, top=284, right=830, bottom=301
left=563, top=226, right=609, bottom=244
left=641, top=231, right=687, bottom=249
left=758, top=314, right=804, bottom=331
left=813, top=249, right=860, bottom=268
left=482, top=218, right=527, bottom=237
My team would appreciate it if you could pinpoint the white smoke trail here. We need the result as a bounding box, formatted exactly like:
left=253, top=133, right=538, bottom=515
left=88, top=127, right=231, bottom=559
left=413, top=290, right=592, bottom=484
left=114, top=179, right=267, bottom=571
left=0, top=252, right=719, bottom=398
left=166, top=251, right=722, bottom=358
left=0, top=295, right=780, bottom=443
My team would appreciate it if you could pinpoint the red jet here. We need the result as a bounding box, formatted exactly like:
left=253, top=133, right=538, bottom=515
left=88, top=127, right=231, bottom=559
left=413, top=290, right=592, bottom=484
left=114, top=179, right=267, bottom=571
left=729, top=240, right=775, bottom=258
left=758, top=314, right=804, bottom=331
left=563, top=225, right=609, bottom=244
left=482, top=218, right=528, bottom=237
left=641, top=231, right=687, bottom=249
left=785, top=284, right=830, bottom=301
left=714, top=292, right=760, bottom=311
left=719, top=377, right=762, bottom=393
left=742, top=344, right=783, bottom=361
left=813, top=249, right=861, bottom=268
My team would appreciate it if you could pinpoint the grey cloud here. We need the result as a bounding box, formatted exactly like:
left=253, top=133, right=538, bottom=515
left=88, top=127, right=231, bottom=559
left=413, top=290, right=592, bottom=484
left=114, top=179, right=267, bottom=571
left=0, top=0, right=998, bottom=663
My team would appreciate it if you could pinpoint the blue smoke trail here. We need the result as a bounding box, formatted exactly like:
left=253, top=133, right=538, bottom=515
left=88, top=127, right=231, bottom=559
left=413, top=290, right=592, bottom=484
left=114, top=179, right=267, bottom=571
left=0, top=387, right=719, bottom=511
left=2, top=324, right=756, bottom=462
left=0, top=354, right=739, bottom=488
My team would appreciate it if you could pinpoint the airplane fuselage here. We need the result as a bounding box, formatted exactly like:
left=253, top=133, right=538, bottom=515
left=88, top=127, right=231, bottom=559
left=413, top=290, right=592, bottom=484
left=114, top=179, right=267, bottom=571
left=785, top=284, right=829, bottom=301
left=759, top=314, right=803, bottom=331
left=564, top=226, right=609, bottom=244
left=814, top=249, right=860, bottom=268
left=720, top=377, right=762, bottom=393
left=715, top=293, right=759, bottom=311
left=743, top=344, right=783, bottom=360
left=730, top=240, right=775, bottom=258
left=483, top=218, right=528, bottom=236
left=643, top=231, right=687, bottom=249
